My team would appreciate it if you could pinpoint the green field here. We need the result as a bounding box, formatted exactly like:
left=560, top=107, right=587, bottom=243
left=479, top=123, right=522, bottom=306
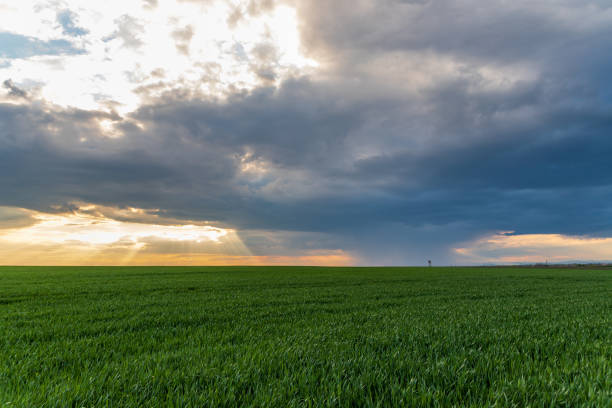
left=0, top=266, right=610, bottom=407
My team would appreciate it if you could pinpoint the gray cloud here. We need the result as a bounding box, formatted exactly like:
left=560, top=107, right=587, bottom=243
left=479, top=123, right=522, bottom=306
left=296, top=0, right=612, bottom=65
left=0, top=207, right=37, bottom=229
left=171, top=25, right=194, bottom=55
left=250, top=43, right=279, bottom=83
left=109, top=15, right=145, bottom=49
left=143, top=0, right=158, bottom=9
left=3, top=79, right=27, bottom=99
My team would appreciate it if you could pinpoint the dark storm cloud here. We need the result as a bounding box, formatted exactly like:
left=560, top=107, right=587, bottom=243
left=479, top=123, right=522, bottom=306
left=2, top=0, right=612, bottom=264
left=0, top=104, right=179, bottom=209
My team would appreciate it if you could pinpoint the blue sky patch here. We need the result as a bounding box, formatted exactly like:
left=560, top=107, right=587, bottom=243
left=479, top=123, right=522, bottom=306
left=57, top=10, right=89, bottom=37
left=0, top=32, right=85, bottom=59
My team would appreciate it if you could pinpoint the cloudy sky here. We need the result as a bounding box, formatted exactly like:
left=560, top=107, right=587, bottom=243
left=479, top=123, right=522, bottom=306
left=1, top=0, right=611, bottom=265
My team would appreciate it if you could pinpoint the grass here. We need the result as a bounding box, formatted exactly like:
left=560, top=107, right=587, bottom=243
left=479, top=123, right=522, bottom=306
left=0, top=266, right=610, bottom=407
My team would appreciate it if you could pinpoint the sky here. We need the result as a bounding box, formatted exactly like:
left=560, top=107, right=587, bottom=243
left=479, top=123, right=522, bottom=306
left=1, top=0, right=612, bottom=266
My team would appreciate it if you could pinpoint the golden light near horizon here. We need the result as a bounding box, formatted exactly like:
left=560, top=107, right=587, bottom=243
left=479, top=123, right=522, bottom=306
left=0, top=206, right=242, bottom=265
left=454, top=232, right=612, bottom=264
left=0, top=205, right=354, bottom=266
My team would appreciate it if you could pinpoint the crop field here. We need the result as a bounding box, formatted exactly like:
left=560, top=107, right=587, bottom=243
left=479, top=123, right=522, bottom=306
left=0, top=266, right=610, bottom=407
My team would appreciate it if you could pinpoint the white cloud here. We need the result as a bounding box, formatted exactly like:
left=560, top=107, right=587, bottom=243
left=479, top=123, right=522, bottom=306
left=0, top=0, right=317, bottom=114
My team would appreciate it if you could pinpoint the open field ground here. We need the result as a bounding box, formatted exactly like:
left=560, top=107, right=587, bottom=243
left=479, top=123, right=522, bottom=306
left=0, top=266, right=610, bottom=407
